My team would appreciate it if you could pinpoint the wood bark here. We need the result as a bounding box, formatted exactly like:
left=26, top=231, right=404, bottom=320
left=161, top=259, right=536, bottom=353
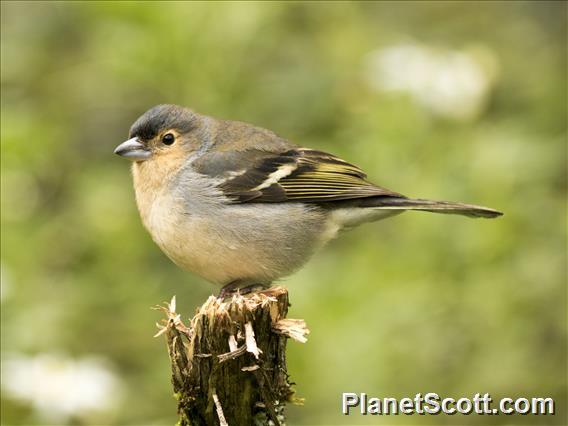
left=155, top=286, right=308, bottom=426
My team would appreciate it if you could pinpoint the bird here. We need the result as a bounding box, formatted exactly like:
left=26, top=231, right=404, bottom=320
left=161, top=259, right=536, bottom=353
left=114, top=104, right=503, bottom=297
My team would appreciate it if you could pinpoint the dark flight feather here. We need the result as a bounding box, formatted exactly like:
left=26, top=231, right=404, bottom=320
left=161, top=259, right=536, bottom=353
left=194, top=148, right=403, bottom=203
left=193, top=147, right=502, bottom=218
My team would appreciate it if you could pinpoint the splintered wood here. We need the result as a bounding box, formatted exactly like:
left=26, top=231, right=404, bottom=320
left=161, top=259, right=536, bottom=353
left=155, top=286, right=308, bottom=426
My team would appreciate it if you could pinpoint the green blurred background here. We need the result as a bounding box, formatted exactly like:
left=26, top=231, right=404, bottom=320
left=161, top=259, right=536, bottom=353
left=1, top=1, right=566, bottom=425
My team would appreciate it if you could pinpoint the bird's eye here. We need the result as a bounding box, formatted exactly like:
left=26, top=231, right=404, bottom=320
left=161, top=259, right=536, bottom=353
left=162, top=133, right=175, bottom=145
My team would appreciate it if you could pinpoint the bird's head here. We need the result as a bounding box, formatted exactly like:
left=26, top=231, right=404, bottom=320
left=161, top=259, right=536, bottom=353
left=114, top=104, right=203, bottom=163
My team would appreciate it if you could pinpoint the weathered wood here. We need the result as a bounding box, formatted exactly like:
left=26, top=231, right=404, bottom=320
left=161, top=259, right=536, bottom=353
left=155, top=286, right=308, bottom=426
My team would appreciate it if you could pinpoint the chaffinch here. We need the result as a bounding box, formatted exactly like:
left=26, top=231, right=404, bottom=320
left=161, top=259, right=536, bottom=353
left=114, top=104, right=502, bottom=296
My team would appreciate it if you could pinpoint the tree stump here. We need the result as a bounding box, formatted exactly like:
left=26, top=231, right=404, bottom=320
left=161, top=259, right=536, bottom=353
left=155, top=286, right=309, bottom=426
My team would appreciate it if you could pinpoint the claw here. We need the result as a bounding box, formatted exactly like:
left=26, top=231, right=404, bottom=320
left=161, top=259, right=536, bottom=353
left=217, top=282, right=269, bottom=299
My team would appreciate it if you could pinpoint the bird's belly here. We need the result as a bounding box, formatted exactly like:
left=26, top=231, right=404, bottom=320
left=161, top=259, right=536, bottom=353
left=144, top=196, right=328, bottom=285
left=158, top=217, right=279, bottom=285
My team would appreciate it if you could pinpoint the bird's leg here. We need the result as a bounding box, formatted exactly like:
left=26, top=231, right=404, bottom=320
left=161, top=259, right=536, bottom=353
left=218, top=280, right=241, bottom=299
left=238, top=283, right=269, bottom=295
left=217, top=281, right=269, bottom=299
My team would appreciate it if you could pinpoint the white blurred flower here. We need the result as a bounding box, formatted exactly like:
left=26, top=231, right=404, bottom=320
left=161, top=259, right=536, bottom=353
left=2, top=353, right=123, bottom=422
left=365, top=43, right=499, bottom=121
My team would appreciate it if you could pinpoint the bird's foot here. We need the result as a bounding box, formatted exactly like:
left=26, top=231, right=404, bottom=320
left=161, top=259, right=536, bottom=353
left=217, top=281, right=269, bottom=300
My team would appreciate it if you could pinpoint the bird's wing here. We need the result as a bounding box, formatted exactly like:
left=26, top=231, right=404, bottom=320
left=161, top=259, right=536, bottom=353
left=192, top=148, right=404, bottom=203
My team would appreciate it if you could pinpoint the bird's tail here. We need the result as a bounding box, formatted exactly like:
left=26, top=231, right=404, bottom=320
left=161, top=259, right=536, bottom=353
left=364, top=196, right=503, bottom=219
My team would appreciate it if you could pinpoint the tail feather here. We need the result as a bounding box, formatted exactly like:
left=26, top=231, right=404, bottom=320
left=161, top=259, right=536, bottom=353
left=366, top=197, right=503, bottom=219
